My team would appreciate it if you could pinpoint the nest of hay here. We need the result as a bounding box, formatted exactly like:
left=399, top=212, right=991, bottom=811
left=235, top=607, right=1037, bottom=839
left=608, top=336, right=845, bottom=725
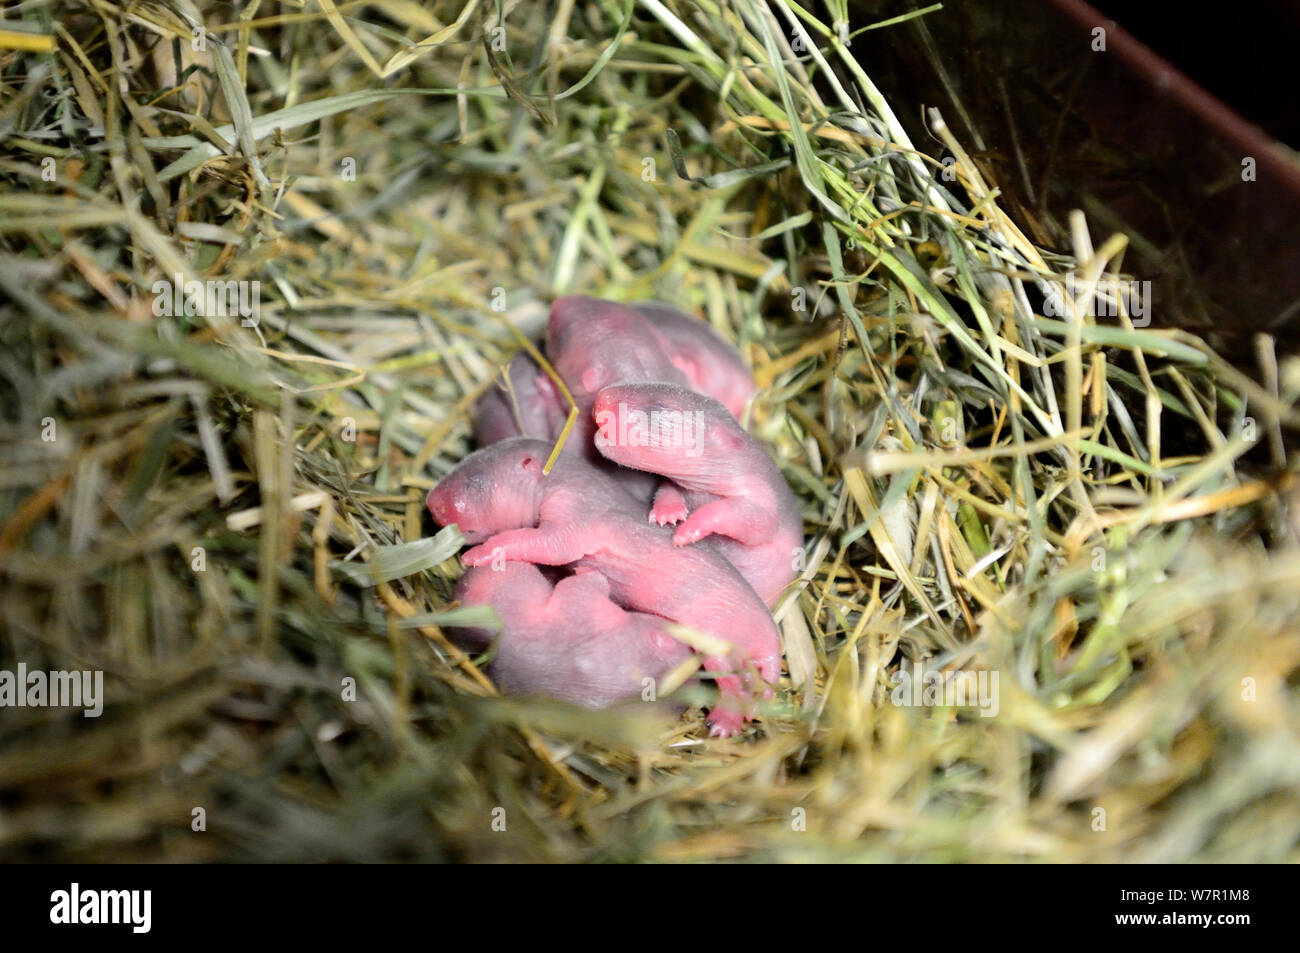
left=1, top=1, right=1298, bottom=862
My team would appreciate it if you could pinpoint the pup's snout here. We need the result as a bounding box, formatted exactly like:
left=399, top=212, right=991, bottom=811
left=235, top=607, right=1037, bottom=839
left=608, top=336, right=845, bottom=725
left=426, top=486, right=456, bottom=526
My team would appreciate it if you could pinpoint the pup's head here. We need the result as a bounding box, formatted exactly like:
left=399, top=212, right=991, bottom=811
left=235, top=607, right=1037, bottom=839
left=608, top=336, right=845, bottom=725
left=547, top=296, right=683, bottom=405
left=426, top=437, right=549, bottom=543
left=592, top=382, right=741, bottom=479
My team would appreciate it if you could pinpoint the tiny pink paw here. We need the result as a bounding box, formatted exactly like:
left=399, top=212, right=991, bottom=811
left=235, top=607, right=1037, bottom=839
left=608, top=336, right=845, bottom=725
left=650, top=496, right=688, bottom=526
left=705, top=706, right=745, bottom=738
left=461, top=544, right=494, bottom=567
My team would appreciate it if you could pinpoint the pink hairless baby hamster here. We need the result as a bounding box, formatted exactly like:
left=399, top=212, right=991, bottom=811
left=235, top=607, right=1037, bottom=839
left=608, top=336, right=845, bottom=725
left=426, top=437, right=783, bottom=736
left=592, top=382, right=802, bottom=605
left=629, top=302, right=757, bottom=421
left=473, top=352, right=569, bottom=446
left=451, top=563, right=692, bottom=707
